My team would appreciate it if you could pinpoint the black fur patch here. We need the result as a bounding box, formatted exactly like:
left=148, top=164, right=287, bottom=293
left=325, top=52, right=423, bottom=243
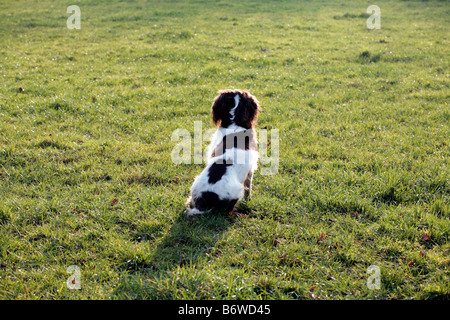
left=211, top=129, right=258, bottom=158
left=194, top=191, right=238, bottom=213
left=208, top=160, right=232, bottom=184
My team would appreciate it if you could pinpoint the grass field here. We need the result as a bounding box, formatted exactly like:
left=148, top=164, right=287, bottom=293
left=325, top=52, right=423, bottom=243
left=0, top=0, right=448, bottom=300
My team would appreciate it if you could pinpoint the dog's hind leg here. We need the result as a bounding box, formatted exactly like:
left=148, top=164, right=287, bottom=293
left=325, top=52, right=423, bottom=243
left=243, top=171, right=253, bottom=199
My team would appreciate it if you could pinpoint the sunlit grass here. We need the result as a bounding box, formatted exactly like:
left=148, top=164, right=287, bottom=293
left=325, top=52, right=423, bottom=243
left=0, top=0, right=448, bottom=299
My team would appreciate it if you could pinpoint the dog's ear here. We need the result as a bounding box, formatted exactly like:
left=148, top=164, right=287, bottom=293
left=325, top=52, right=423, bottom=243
left=211, top=90, right=235, bottom=127
left=234, top=91, right=260, bottom=129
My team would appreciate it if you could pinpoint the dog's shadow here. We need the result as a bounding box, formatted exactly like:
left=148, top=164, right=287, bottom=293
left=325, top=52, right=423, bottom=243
left=148, top=209, right=239, bottom=270
left=112, top=203, right=254, bottom=298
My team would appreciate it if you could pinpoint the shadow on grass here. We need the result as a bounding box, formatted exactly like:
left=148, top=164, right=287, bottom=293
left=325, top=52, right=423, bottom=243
left=151, top=210, right=235, bottom=269
left=112, top=209, right=238, bottom=299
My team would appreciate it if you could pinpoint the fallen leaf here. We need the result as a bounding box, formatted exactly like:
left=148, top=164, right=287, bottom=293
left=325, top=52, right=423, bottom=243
left=317, top=233, right=326, bottom=243
left=233, top=212, right=248, bottom=218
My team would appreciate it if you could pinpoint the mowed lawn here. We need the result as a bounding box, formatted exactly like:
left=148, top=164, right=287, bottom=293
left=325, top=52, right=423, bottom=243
left=0, top=0, right=448, bottom=300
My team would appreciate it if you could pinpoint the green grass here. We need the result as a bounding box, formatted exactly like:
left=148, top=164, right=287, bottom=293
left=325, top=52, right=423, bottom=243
left=0, top=0, right=449, bottom=300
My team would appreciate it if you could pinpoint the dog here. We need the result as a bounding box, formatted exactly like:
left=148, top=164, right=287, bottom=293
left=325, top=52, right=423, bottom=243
left=186, top=89, right=260, bottom=216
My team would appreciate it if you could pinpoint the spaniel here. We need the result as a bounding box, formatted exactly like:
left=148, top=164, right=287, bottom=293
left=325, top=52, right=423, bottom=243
left=186, top=89, right=260, bottom=216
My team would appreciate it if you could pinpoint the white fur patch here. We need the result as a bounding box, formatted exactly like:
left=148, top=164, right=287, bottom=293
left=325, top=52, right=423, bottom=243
left=229, top=94, right=240, bottom=121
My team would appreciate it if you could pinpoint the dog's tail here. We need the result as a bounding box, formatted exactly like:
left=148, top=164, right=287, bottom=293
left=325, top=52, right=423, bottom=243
left=185, top=207, right=203, bottom=217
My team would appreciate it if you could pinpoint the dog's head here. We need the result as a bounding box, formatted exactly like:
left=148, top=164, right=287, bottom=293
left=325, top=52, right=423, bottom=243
left=211, top=89, right=260, bottom=129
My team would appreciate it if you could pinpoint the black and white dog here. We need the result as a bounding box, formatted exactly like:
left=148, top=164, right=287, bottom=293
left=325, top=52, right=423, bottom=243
left=186, top=89, right=260, bottom=216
